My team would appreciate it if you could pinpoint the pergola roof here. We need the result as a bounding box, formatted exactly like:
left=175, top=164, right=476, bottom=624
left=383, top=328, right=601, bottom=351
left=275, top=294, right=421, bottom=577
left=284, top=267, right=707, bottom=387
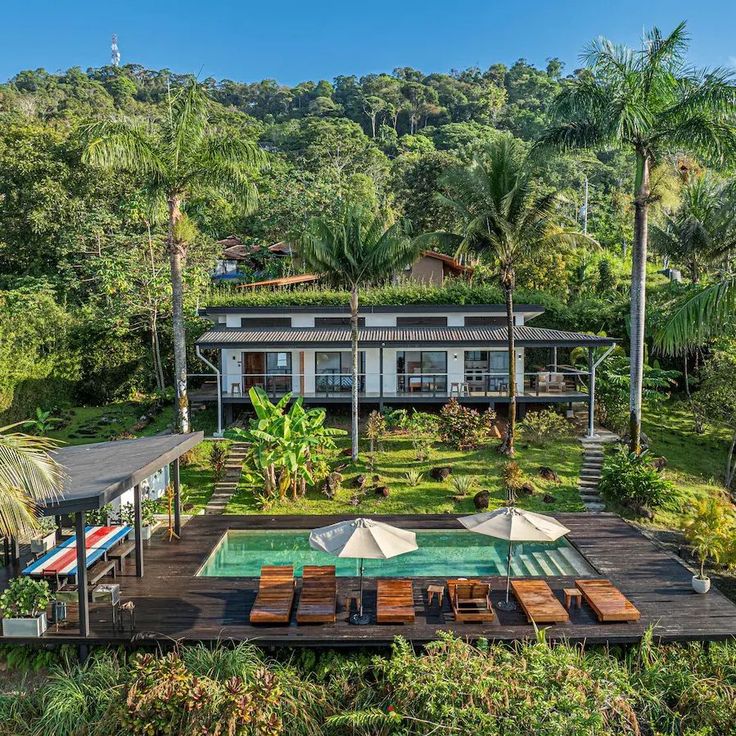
left=196, top=325, right=617, bottom=350
left=43, top=432, right=204, bottom=515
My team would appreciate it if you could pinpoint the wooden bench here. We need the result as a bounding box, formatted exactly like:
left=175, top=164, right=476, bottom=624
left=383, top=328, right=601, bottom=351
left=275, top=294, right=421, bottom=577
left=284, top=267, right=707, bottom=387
left=576, top=579, right=640, bottom=622
left=296, top=566, right=336, bottom=624
left=87, top=559, right=117, bottom=587
left=107, top=541, right=135, bottom=572
left=511, top=579, right=569, bottom=624
left=249, top=566, right=295, bottom=625
left=377, top=580, right=415, bottom=624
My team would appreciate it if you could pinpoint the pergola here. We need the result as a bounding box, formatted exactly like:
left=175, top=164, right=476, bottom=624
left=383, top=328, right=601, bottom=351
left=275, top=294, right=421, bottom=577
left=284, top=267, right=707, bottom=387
left=39, top=432, right=204, bottom=637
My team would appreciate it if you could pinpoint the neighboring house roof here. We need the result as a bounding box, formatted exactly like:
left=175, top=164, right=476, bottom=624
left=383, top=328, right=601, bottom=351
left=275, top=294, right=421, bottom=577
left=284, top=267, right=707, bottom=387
left=419, top=250, right=474, bottom=274
left=217, top=234, right=244, bottom=248
left=236, top=274, right=321, bottom=289
left=268, top=241, right=294, bottom=256
left=196, top=326, right=616, bottom=350
left=42, top=433, right=204, bottom=514
left=221, top=244, right=258, bottom=261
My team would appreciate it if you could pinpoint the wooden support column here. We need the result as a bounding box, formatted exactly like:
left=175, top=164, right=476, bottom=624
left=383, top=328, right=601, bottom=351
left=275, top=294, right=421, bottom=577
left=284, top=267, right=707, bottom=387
left=587, top=347, right=596, bottom=438
left=173, top=459, right=181, bottom=537
left=379, top=346, right=384, bottom=411
left=75, top=512, right=89, bottom=637
left=133, top=483, right=144, bottom=577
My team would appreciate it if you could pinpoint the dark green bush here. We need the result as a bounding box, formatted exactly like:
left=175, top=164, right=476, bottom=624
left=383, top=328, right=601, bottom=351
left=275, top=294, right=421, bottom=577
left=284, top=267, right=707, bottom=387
left=599, top=447, right=674, bottom=512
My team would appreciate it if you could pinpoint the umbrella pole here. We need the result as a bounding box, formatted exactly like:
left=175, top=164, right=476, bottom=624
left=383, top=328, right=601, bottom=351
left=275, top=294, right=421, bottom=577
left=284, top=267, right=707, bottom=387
left=351, top=558, right=370, bottom=625
left=496, top=540, right=517, bottom=611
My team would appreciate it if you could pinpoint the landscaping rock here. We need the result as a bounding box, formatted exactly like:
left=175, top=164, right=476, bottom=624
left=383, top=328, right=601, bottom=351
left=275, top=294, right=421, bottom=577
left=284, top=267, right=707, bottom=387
left=374, top=485, right=390, bottom=497
left=652, top=456, right=667, bottom=471
left=538, top=467, right=560, bottom=483
left=473, top=490, right=490, bottom=510
left=372, top=474, right=381, bottom=483
left=542, top=493, right=556, bottom=504
left=519, top=482, right=535, bottom=496
left=348, top=495, right=361, bottom=506
left=352, top=474, right=367, bottom=489
left=430, top=466, right=452, bottom=481
left=322, top=472, right=343, bottom=499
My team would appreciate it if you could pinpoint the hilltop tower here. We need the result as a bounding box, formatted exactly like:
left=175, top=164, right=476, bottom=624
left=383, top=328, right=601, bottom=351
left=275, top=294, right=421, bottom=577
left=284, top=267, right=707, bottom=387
left=111, top=34, right=120, bottom=67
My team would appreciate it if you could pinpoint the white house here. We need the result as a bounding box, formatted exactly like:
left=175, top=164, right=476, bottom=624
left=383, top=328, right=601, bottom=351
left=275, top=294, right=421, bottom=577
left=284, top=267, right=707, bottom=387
left=194, top=303, right=617, bottom=434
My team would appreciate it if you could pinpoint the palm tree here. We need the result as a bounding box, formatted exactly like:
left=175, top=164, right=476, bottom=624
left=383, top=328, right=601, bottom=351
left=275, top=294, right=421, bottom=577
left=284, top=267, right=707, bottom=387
left=540, top=22, right=736, bottom=453
left=651, top=176, right=736, bottom=283
left=82, top=80, right=263, bottom=433
left=0, top=424, right=62, bottom=539
left=431, top=138, right=592, bottom=455
left=300, top=206, right=418, bottom=460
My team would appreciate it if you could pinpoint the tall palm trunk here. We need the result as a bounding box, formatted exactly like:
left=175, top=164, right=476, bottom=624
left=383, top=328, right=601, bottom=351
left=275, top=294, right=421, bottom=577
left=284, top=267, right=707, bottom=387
left=500, top=268, right=516, bottom=456
left=350, top=285, right=360, bottom=461
left=168, top=195, right=190, bottom=434
left=629, top=154, right=650, bottom=454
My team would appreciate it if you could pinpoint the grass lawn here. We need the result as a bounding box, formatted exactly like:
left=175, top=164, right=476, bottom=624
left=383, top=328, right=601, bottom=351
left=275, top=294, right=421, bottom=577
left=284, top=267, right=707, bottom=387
left=162, top=440, right=222, bottom=515
left=642, top=398, right=733, bottom=528
left=225, top=432, right=584, bottom=515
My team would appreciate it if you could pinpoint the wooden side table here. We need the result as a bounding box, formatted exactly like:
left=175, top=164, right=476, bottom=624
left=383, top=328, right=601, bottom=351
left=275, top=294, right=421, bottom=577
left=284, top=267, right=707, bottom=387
left=427, top=584, right=444, bottom=607
left=564, top=588, right=582, bottom=610
left=344, top=593, right=360, bottom=614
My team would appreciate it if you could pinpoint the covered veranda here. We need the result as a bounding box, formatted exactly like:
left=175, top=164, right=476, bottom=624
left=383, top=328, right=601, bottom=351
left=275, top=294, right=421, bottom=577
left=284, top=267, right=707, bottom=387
left=4, top=432, right=203, bottom=638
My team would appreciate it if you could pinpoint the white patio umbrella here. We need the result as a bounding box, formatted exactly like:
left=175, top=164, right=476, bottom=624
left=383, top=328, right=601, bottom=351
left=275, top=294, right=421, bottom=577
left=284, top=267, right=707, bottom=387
left=309, top=518, right=418, bottom=624
left=459, top=508, right=570, bottom=611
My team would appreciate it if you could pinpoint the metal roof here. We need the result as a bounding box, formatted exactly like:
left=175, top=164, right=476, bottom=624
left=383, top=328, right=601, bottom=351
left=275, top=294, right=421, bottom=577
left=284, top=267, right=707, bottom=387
left=199, top=303, right=546, bottom=316
left=196, top=326, right=616, bottom=349
left=43, top=433, right=204, bottom=515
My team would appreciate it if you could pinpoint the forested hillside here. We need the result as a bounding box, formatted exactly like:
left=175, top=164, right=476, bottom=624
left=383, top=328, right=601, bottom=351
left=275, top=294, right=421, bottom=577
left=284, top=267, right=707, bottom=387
left=0, top=56, right=724, bottom=419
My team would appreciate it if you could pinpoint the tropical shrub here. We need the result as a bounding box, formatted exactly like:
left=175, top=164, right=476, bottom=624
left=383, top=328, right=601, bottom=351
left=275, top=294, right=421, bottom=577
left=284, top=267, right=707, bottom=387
left=449, top=475, right=476, bottom=496
left=502, top=460, right=525, bottom=500
left=117, top=499, right=158, bottom=528
left=0, top=577, right=51, bottom=618
left=682, top=497, right=736, bottom=579
left=209, top=441, right=228, bottom=482
left=520, top=408, right=572, bottom=446
left=365, top=410, right=385, bottom=471
left=225, top=387, right=345, bottom=500
left=405, top=470, right=423, bottom=487
left=599, top=448, right=674, bottom=513
left=438, top=400, right=496, bottom=449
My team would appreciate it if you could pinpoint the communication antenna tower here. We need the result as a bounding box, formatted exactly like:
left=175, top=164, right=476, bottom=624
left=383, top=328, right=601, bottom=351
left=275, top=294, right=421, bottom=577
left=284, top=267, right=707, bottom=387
left=111, top=34, right=120, bottom=67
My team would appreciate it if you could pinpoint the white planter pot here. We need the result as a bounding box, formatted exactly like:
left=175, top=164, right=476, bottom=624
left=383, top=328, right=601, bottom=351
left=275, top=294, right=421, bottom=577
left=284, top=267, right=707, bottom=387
left=30, top=532, right=56, bottom=555
left=2, top=612, right=47, bottom=638
left=692, top=575, right=711, bottom=594
left=131, top=525, right=152, bottom=541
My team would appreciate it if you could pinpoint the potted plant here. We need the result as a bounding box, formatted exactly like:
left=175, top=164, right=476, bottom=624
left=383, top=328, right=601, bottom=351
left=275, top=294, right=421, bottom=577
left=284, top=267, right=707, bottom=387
left=683, top=498, right=731, bottom=594
left=118, top=499, right=158, bottom=540
left=29, top=516, right=57, bottom=555
left=0, top=577, right=51, bottom=637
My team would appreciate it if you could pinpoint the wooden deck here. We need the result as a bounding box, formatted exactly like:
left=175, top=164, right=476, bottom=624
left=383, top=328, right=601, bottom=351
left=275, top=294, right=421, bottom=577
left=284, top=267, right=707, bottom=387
left=4, top=513, right=736, bottom=647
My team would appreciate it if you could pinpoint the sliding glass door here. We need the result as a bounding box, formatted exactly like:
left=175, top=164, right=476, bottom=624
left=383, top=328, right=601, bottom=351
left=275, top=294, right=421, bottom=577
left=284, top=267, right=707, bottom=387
left=315, top=351, right=365, bottom=394
left=396, top=351, right=447, bottom=393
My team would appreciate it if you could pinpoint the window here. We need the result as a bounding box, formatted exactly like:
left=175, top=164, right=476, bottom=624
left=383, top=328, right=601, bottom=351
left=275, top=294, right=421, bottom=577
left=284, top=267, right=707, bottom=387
left=464, top=315, right=507, bottom=327
left=463, top=351, right=509, bottom=393
left=241, top=317, right=292, bottom=328
left=315, top=351, right=365, bottom=393
left=241, top=352, right=292, bottom=394
left=396, top=316, right=448, bottom=327
left=396, top=351, right=447, bottom=393
left=314, top=316, right=366, bottom=327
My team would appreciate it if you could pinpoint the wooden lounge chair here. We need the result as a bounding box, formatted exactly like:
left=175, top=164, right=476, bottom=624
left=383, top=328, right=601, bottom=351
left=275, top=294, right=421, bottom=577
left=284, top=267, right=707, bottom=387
left=249, top=565, right=295, bottom=624
left=376, top=579, right=415, bottom=624
left=447, top=579, right=494, bottom=622
left=511, top=579, right=569, bottom=624
left=296, top=565, right=337, bottom=624
left=576, top=579, right=640, bottom=622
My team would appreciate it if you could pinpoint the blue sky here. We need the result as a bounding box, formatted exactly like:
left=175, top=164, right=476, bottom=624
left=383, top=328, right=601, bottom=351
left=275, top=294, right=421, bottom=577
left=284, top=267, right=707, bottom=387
left=1, top=1, right=735, bottom=84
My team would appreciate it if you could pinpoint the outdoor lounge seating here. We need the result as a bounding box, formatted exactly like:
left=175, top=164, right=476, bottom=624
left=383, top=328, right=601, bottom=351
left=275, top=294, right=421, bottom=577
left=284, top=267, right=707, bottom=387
left=536, top=372, right=566, bottom=394
left=511, top=579, right=570, bottom=624
left=249, top=565, right=296, bottom=624
left=447, top=579, right=494, bottom=622
left=296, top=565, right=337, bottom=624
left=376, top=579, right=415, bottom=624
left=576, top=579, right=640, bottom=622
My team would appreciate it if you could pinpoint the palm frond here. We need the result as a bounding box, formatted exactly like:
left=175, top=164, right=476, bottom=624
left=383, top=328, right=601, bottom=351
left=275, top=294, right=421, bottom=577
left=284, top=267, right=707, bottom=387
left=655, top=276, right=736, bottom=354
left=0, top=425, right=63, bottom=538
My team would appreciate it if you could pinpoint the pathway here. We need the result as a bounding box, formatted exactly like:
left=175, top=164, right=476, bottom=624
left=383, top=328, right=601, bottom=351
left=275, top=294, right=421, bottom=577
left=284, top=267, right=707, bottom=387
left=578, top=429, right=619, bottom=512
left=204, top=443, right=248, bottom=515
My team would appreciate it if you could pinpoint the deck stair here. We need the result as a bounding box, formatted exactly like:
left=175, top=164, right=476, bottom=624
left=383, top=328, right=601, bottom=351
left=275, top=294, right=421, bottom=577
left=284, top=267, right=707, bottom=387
left=578, top=430, right=619, bottom=512
left=205, top=443, right=249, bottom=515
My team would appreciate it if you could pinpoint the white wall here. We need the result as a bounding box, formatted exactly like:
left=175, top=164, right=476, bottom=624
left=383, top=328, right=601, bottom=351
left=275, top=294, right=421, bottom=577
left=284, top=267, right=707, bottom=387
left=110, top=466, right=169, bottom=517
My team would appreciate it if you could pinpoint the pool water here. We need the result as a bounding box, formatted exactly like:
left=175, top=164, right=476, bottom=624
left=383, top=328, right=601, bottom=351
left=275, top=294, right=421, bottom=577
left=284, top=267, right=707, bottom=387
left=198, top=530, right=595, bottom=578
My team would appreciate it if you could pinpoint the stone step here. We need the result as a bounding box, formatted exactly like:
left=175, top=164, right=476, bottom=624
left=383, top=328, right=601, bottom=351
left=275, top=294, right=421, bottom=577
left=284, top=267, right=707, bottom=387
left=583, top=502, right=606, bottom=512
left=579, top=480, right=599, bottom=488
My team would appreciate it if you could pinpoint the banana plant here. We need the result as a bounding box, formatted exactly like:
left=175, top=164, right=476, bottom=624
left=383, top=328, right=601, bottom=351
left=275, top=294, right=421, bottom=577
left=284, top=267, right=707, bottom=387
left=226, top=387, right=345, bottom=500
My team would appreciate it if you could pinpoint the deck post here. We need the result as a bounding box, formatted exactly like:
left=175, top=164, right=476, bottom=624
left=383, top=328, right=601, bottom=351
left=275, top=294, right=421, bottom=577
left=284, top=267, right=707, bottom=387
left=379, top=346, right=384, bottom=410
left=587, top=347, right=596, bottom=438
left=134, top=483, right=144, bottom=577
left=173, top=458, right=181, bottom=537
left=74, top=512, right=89, bottom=637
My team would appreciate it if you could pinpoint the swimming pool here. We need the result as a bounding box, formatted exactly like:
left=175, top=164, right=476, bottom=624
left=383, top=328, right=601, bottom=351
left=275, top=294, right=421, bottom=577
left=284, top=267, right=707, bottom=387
left=197, top=529, right=595, bottom=578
